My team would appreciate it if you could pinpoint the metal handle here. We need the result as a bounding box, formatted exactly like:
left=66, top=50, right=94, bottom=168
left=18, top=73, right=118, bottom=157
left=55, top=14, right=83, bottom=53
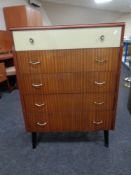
left=93, top=120, right=103, bottom=125
left=36, top=122, right=47, bottom=126
left=35, top=103, right=45, bottom=107
left=94, top=101, right=104, bottom=105
left=29, top=38, right=34, bottom=44
left=29, top=61, right=40, bottom=65
left=32, top=83, right=43, bottom=88
left=94, top=81, right=106, bottom=85
left=95, top=58, right=106, bottom=64
left=100, top=35, right=105, bottom=41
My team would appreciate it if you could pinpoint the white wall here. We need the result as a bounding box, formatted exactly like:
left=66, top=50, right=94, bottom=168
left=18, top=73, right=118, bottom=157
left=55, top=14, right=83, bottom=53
left=0, top=0, right=51, bottom=29
left=117, top=13, right=131, bottom=37
left=42, top=2, right=123, bottom=25
left=1, top=0, right=128, bottom=32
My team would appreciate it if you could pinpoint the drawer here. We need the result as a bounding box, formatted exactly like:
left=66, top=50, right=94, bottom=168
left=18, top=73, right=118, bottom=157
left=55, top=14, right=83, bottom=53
left=19, top=72, right=117, bottom=94
left=13, top=27, right=121, bottom=51
left=23, top=93, right=115, bottom=113
left=16, top=48, right=120, bottom=73
left=25, top=111, right=114, bottom=132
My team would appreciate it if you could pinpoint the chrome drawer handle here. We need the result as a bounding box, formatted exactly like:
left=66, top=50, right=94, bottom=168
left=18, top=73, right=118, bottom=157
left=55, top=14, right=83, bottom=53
left=35, top=103, right=45, bottom=107
left=94, top=101, right=104, bottom=105
left=36, top=122, right=47, bottom=126
left=93, top=120, right=103, bottom=125
left=32, top=83, right=43, bottom=88
left=29, top=61, right=41, bottom=65
left=29, top=38, right=34, bottom=44
left=95, top=58, right=106, bottom=64
left=94, top=81, right=106, bottom=85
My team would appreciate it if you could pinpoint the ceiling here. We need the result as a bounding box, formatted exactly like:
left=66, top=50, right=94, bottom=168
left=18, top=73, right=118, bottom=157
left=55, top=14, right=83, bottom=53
left=42, top=0, right=131, bottom=13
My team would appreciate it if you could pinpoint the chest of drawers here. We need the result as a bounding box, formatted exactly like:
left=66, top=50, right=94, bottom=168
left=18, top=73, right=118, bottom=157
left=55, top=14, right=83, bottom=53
left=12, top=23, right=125, bottom=148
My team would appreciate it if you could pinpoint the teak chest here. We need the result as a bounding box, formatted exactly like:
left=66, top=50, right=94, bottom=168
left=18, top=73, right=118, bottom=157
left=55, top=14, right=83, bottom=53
left=12, top=23, right=125, bottom=148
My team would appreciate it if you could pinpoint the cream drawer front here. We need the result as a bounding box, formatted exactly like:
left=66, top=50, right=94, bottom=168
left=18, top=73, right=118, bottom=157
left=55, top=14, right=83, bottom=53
left=13, top=27, right=122, bottom=51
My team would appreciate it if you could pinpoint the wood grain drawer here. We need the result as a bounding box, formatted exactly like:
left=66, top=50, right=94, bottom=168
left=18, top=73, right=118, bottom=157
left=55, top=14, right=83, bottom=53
left=19, top=72, right=117, bottom=94
left=16, top=48, right=120, bottom=73
left=13, top=27, right=121, bottom=51
left=23, top=93, right=115, bottom=113
left=25, top=111, right=114, bottom=132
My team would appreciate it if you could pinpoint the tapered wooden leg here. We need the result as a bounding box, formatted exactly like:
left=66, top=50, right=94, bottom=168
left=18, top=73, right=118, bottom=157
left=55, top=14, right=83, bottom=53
left=32, top=132, right=37, bottom=149
left=104, top=130, right=109, bottom=147
left=7, top=80, right=13, bottom=92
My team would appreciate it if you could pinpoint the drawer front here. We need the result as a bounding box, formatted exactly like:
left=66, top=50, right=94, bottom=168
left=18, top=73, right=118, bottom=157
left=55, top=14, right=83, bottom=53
left=19, top=72, right=117, bottom=94
left=13, top=27, right=122, bottom=51
left=16, top=48, right=120, bottom=73
left=25, top=111, right=114, bottom=132
left=23, top=94, right=115, bottom=113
